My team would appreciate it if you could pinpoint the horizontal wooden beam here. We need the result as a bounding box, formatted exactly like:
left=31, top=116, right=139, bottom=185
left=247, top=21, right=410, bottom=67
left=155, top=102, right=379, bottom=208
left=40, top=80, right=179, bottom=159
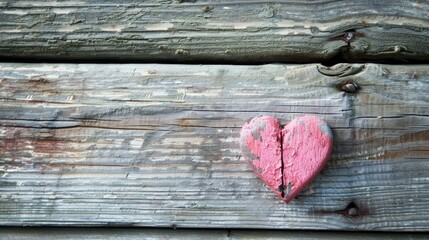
left=0, top=0, right=428, bottom=63
left=0, top=63, right=428, bottom=230
left=1, top=227, right=428, bottom=240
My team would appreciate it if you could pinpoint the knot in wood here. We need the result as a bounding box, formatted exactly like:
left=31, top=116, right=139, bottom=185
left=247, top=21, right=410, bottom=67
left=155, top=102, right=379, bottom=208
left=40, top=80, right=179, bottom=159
left=347, top=207, right=359, bottom=217
left=345, top=202, right=360, bottom=218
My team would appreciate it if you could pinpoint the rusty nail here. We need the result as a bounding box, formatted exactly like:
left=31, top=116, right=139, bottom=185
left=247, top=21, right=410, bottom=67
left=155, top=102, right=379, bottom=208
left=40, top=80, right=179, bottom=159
left=343, top=32, right=354, bottom=42
left=339, top=80, right=360, bottom=93
left=344, top=83, right=356, bottom=92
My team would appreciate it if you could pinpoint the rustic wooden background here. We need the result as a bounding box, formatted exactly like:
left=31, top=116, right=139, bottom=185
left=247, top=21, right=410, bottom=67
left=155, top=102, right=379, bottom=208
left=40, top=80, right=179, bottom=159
left=1, top=63, right=428, bottom=230
left=0, top=0, right=428, bottom=63
left=1, top=0, right=429, bottom=236
left=1, top=227, right=429, bottom=240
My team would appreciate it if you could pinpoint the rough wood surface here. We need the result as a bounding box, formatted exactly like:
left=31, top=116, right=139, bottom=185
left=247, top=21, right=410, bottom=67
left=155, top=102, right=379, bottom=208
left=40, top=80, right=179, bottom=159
left=1, top=227, right=429, bottom=240
left=0, top=0, right=428, bottom=63
left=0, top=63, right=428, bottom=230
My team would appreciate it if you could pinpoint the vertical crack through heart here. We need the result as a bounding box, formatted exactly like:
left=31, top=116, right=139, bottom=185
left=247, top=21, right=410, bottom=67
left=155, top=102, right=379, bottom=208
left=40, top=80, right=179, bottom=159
left=279, top=130, right=285, bottom=198
left=241, top=115, right=333, bottom=203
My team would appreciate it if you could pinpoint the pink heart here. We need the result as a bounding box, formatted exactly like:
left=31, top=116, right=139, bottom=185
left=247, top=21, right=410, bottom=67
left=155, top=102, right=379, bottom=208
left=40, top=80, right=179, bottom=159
left=240, top=115, right=333, bottom=203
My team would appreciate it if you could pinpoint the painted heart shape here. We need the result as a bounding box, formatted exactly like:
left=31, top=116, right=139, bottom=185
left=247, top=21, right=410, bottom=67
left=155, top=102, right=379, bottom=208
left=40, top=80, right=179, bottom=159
left=240, top=115, right=333, bottom=203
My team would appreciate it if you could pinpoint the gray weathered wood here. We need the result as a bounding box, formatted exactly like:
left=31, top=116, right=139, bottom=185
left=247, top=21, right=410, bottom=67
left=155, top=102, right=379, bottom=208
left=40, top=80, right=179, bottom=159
left=1, top=227, right=428, bottom=240
left=0, top=63, right=428, bottom=230
left=0, top=0, right=428, bottom=63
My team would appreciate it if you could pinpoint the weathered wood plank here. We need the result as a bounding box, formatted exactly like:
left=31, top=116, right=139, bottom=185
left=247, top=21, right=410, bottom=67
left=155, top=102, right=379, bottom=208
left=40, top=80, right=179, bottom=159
left=0, top=0, right=428, bottom=63
left=1, top=227, right=429, bottom=240
left=0, top=63, right=428, bottom=230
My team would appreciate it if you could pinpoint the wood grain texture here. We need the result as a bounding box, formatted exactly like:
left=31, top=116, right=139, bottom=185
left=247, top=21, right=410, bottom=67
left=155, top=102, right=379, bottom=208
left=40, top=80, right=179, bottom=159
left=0, top=63, right=428, bottom=230
left=0, top=0, right=428, bottom=63
left=1, top=227, right=429, bottom=240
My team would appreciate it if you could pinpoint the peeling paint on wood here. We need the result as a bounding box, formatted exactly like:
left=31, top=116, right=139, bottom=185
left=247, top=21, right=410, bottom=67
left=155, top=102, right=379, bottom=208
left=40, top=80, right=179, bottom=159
left=240, top=116, right=283, bottom=201
left=0, top=63, right=428, bottom=230
left=282, top=115, right=333, bottom=202
left=0, top=0, right=428, bottom=63
left=240, top=115, right=333, bottom=203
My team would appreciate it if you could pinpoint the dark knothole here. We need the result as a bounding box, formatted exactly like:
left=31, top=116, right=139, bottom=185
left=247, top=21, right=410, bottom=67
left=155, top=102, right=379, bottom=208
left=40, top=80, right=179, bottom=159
left=345, top=202, right=360, bottom=218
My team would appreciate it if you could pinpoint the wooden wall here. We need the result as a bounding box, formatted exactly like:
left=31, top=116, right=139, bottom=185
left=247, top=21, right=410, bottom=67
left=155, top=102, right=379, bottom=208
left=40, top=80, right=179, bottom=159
left=0, top=0, right=429, bottom=235
left=1, top=63, right=428, bottom=230
left=1, top=227, right=429, bottom=240
left=0, top=0, right=428, bottom=63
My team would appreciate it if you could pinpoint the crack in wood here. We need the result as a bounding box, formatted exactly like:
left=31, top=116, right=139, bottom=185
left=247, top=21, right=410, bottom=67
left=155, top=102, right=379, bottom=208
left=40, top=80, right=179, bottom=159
left=279, top=130, right=285, bottom=198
